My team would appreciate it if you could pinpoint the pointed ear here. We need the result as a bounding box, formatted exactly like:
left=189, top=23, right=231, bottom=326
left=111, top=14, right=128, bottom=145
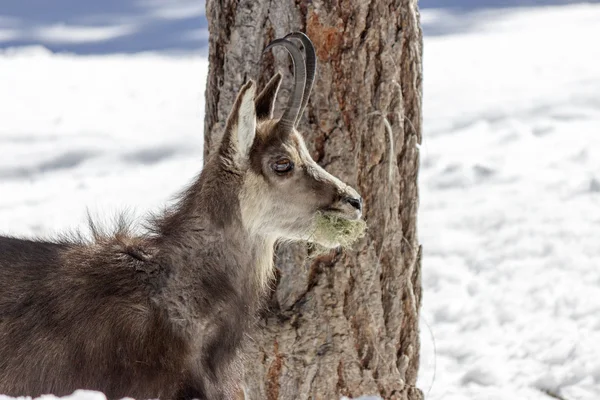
left=255, top=72, right=282, bottom=120
left=236, top=80, right=257, bottom=159
left=222, top=80, right=257, bottom=163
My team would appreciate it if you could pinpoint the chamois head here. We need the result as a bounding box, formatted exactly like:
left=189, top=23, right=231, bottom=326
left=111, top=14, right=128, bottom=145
left=217, top=32, right=363, bottom=248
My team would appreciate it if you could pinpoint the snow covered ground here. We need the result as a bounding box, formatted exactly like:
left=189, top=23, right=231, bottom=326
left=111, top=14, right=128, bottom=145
left=0, top=47, right=207, bottom=234
left=1, top=3, right=600, bottom=400
left=417, top=4, right=600, bottom=400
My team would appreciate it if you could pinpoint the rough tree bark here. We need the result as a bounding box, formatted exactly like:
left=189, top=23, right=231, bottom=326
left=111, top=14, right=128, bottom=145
left=204, top=1, right=423, bottom=399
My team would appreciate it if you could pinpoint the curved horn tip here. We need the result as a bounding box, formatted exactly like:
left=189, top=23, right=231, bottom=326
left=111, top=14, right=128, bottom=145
left=284, top=31, right=310, bottom=40
left=282, top=32, right=317, bottom=127
left=261, top=37, right=307, bottom=131
left=263, top=37, right=299, bottom=54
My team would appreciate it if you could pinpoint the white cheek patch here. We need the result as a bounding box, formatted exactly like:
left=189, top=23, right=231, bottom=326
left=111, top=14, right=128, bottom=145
left=237, top=84, right=257, bottom=159
left=239, top=172, right=275, bottom=235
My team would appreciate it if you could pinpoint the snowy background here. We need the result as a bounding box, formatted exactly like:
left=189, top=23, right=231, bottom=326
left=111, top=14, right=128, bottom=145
left=1, top=1, right=599, bottom=400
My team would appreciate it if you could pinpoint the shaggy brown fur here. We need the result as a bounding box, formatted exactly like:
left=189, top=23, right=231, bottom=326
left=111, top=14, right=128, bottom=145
left=0, top=42, right=362, bottom=400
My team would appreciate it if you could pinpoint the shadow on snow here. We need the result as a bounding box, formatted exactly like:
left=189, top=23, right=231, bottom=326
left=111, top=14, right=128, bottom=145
left=0, top=0, right=207, bottom=54
left=0, top=0, right=598, bottom=53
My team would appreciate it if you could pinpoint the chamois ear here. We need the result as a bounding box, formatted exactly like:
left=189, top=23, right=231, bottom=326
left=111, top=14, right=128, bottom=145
left=255, top=72, right=282, bottom=120
left=223, top=80, right=257, bottom=164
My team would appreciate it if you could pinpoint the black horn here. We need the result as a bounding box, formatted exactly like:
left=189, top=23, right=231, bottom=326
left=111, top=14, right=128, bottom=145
left=263, top=38, right=306, bottom=132
left=284, top=32, right=316, bottom=127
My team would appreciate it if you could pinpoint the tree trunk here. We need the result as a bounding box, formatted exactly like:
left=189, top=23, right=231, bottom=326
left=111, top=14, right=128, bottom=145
left=204, top=1, right=423, bottom=399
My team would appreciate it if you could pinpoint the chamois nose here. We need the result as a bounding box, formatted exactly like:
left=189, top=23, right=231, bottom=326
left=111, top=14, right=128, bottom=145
left=345, top=196, right=363, bottom=212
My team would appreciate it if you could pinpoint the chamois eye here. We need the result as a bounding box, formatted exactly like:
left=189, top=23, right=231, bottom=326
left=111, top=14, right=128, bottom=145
left=272, top=159, right=294, bottom=174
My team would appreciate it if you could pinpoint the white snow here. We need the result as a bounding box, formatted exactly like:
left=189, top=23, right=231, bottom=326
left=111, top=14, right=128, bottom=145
left=33, top=24, right=138, bottom=44
left=0, top=391, right=108, bottom=400
left=417, top=4, right=600, bottom=400
left=1, top=3, right=599, bottom=400
left=0, top=48, right=207, bottom=236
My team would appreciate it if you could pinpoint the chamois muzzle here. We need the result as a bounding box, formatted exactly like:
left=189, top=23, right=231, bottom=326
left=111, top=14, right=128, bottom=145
left=345, top=196, right=363, bottom=213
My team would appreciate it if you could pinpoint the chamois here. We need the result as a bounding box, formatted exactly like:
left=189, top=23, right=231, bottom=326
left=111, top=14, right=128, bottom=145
left=0, top=33, right=363, bottom=400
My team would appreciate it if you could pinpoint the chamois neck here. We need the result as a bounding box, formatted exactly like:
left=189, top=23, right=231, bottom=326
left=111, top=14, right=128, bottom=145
left=152, top=159, right=276, bottom=335
left=154, top=158, right=244, bottom=237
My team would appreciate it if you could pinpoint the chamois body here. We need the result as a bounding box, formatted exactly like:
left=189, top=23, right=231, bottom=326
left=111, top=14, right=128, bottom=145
left=0, top=155, right=270, bottom=400
left=0, top=33, right=363, bottom=400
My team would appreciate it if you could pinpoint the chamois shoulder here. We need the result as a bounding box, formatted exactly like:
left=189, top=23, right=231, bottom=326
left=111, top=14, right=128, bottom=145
left=67, top=230, right=169, bottom=297
left=0, top=229, right=168, bottom=302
